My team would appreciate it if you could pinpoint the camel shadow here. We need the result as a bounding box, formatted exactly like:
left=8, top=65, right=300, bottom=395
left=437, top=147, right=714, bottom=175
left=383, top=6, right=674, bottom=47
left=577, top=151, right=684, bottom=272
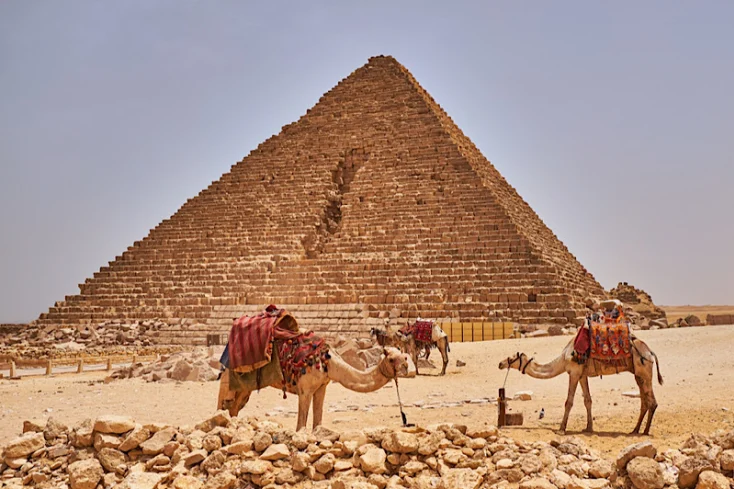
left=501, top=426, right=651, bottom=438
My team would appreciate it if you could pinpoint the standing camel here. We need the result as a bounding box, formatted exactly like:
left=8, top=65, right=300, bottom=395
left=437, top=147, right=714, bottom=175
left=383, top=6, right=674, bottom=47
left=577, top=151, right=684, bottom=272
left=218, top=346, right=414, bottom=431
left=397, top=323, right=450, bottom=376
left=498, top=337, right=663, bottom=434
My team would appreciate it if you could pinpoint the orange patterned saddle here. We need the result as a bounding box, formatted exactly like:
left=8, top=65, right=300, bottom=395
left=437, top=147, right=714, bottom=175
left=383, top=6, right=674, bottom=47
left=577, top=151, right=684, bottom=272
left=590, top=322, right=632, bottom=362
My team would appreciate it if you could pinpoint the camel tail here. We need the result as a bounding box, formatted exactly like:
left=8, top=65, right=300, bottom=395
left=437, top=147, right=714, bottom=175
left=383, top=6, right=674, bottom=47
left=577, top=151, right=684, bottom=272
left=652, top=351, right=663, bottom=385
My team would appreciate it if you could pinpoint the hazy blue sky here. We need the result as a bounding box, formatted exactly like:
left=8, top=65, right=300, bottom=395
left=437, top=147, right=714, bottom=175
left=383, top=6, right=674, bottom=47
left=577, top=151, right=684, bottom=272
left=1, top=1, right=732, bottom=322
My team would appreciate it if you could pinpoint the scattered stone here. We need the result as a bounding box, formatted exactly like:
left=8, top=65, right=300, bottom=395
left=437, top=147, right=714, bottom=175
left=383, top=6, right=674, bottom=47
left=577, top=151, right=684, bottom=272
left=2, top=432, right=45, bottom=459
left=678, top=457, right=714, bottom=489
left=94, top=415, right=136, bottom=434
left=260, top=443, right=290, bottom=461
left=68, top=459, right=104, bottom=489
left=513, top=390, right=533, bottom=401
left=617, top=442, right=657, bottom=470
left=695, top=470, right=730, bottom=489
left=627, top=457, right=664, bottom=489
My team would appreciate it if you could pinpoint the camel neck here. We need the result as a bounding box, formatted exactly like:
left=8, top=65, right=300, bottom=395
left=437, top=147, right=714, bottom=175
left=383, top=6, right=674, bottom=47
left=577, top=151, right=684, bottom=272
left=327, top=354, right=391, bottom=393
left=520, top=348, right=568, bottom=379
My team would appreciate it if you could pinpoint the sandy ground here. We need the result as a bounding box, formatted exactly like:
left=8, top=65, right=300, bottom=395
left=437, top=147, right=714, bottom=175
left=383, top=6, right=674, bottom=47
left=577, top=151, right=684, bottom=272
left=2, top=325, right=734, bottom=458
left=662, top=305, right=734, bottom=322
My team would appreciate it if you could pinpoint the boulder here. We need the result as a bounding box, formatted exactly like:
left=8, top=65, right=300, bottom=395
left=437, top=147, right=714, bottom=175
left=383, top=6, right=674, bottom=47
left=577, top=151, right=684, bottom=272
left=94, top=415, right=136, bottom=434
left=617, top=442, right=657, bottom=470
left=260, top=443, right=290, bottom=461
left=172, top=475, right=203, bottom=489
left=520, top=478, right=558, bottom=489
left=241, top=460, right=272, bottom=475
left=678, top=457, right=714, bottom=489
left=2, top=432, right=45, bottom=459
left=97, top=447, right=127, bottom=474
left=626, top=457, right=664, bottom=489
left=140, top=427, right=177, bottom=455
left=203, top=471, right=236, bottom=489
left=22, top=419, right=46, bottom=433
left=720, top=449, right=734, bottom=471
left=360, top=448, right=388, bottom=474
left=381, top=431, right=419, bottom=454
left=44, top=417, right=68, bottom=441
left=695, top=471, right=730, bottom=489
left=115, top=471, right=165, bottom=489
left=314, top=453, right=336, bottom=474
left=68, top=459, right=104, bottom=489
left=439, top=468, right=484, bottom=489
left=119, top=426, right=151, bottom=452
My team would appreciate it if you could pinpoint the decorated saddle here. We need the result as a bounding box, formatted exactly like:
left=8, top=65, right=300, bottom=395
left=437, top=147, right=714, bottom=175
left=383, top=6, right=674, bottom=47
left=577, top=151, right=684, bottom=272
left=573, top=317, right=632, bottom=366
left=226, top=305, right=300, bottom=373
left=590, top=322, right=631, bottom=361
left=400, top=320, right=434, bottom=344
left=222, top=305, right=331, bottom=395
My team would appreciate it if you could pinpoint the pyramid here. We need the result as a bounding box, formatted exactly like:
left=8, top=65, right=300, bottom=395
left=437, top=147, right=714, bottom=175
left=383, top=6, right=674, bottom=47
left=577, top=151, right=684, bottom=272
left=36, top=56, right=605, bottom=344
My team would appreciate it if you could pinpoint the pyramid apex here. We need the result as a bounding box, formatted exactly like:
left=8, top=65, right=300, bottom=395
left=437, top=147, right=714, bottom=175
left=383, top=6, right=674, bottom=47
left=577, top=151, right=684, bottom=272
left=366, top=54, right=401, bottom=65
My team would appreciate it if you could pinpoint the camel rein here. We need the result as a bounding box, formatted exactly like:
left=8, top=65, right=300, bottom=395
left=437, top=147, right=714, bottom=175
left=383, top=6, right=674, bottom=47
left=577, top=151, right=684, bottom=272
left=503, top=352, right=534, bottom=389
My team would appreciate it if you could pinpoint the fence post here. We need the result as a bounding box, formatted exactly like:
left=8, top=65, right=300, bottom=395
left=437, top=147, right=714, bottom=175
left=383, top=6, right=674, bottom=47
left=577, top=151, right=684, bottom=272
left=132, top=355, right=137, bottom=364
left=106, top=358, right=112, bottom=371
left=77, top=359, right=84, bottom=374
left=10, top=361, right=16, bottom=378
left=45, top=360, right=52, bottom=376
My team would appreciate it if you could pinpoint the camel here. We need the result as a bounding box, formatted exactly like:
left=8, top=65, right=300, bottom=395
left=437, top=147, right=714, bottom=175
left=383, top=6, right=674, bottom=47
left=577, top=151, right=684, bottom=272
left=498, top=337, right=663, bottom=435
left=397, top=325, right=450, bottom=376
left=218, top=346, right=415, bottom=431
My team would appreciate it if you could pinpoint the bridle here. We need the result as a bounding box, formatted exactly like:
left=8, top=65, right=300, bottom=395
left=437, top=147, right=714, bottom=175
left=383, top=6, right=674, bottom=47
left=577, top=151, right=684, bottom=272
left=506, top=352, right=534, bottom=375
left=378, top=350, right=399, bottom=379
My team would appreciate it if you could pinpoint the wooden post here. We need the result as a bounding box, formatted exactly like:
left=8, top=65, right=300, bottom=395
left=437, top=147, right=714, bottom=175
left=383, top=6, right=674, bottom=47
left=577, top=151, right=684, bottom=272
left=45, top=360, right=52, bottom=376
left=106, top=358, right=112, bottom=371
left=10, top=361, right=16, bottom=378
left=77, top=359, right=84, bottom=374
left=498, top=388, right=507, bottom=428
left=132, top=355, right=137, bottom=364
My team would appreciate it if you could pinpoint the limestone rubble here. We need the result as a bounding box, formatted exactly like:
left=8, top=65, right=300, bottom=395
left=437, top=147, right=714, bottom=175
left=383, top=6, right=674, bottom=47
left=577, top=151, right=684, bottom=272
left=1, top=413, right=732, bottom=489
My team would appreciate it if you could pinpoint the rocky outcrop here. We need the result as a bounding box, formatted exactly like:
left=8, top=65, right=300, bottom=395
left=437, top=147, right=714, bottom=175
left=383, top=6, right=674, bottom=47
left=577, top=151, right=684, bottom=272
left=110, top=347, right=222, bottom=383
left=609, top=282, right=666, bottom=320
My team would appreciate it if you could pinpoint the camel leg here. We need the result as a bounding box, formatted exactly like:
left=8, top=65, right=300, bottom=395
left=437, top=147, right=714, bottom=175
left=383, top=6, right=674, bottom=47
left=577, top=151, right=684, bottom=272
left=296, top=391, right=314, bottom=432
left=311, top=384, right=328, bottom=429
left=641, top=377, right=658, bottom=435
left=231, top=391, right=251, bottom=417
left=560, top=373, right=580, bottom=433
left=631, top=375, right=649, bottom=434
left=579, top=376, right=593, bottom=433
left=439, top=338, right=449, bottom=376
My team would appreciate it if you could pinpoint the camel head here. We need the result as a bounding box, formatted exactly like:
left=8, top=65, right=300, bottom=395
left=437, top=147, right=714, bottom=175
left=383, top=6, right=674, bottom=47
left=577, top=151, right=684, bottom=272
left=498, top=352, right=532, bottom=372
left=380, top=346, right=416, bottom=378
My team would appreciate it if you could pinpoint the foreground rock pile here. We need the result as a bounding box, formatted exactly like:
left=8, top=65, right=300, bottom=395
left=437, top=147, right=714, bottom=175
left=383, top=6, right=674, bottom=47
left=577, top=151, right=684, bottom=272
left=2, top=413, right=733, bottom=489
left=110, top=348, right=222, bottom=383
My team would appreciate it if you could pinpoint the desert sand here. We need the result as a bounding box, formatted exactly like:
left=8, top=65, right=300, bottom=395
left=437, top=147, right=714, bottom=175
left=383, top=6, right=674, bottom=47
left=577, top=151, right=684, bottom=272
left=1, top=325, right=733, bottom=458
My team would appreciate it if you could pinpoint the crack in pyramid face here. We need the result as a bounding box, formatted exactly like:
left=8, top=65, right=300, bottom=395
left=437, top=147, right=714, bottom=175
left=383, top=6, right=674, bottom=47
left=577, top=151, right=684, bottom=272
left=37, top=55, right=605, bottom=343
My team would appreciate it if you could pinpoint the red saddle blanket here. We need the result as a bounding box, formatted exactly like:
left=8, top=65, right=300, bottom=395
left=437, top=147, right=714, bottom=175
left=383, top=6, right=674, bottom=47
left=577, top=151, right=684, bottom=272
left=400, top=321, right=433, bottom=343
left=590, top=322, right=632, bottom=361
left=228, top=308, right=300, bottom=372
